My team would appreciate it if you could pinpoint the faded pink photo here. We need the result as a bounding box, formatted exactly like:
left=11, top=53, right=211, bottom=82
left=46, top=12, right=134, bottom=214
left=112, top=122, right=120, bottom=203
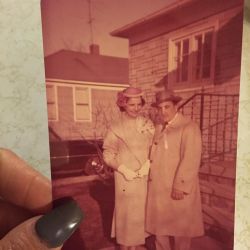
left=41, top=0, right=244, bottom=249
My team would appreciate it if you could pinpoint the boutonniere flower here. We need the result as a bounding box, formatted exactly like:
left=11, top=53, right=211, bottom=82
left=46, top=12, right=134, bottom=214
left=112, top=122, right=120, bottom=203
left=136, top=116, right=155, bottom=134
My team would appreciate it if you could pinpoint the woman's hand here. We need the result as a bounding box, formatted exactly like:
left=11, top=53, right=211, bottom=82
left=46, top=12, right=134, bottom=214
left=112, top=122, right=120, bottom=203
left=137, top=160, right=150, bottom=177
left=0, top=149, right=83, bottom=249
left=118, top=164, right=137, bottom=181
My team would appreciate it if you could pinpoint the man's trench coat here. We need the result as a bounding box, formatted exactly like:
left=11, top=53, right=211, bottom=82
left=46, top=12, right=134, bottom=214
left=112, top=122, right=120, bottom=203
left=146, top=113, right=204, bottom=237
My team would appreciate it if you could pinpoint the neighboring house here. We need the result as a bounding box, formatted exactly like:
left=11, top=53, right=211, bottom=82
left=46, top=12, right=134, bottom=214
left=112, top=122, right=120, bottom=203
left=44, top=45, right=129, bottom=141
left=111, top=0, right=243, bottom=247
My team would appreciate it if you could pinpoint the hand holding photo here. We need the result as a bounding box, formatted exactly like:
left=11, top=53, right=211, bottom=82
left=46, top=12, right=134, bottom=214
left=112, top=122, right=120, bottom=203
left=0, top=149, right=83, bottom=249
left=41, top=0, right=245, bottom=249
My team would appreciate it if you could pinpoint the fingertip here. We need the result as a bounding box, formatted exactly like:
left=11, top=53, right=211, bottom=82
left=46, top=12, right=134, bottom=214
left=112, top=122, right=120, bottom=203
left=0, top=199, right=84, bottom=250
left=35, top=198, right=84, bottom=248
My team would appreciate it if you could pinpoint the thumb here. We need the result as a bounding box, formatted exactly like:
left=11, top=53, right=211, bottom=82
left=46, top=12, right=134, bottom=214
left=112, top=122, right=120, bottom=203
left=0, top=199, right=84, bottom=250
left=0, top=216, right=60, bottom=250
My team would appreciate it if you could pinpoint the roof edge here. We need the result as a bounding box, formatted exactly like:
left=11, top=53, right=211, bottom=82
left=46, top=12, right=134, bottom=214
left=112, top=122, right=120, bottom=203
left=110, top=0, right=193, bottom=37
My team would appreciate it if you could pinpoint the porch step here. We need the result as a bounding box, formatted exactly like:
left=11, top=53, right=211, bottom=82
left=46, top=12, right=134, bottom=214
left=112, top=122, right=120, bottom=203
left=200, top=180, right=235, bottom=200
left=199, top=160, right=236, bottom=179
left=191, top=236, right=223, bottom=250
left=202, top=205, right=234, bottom=232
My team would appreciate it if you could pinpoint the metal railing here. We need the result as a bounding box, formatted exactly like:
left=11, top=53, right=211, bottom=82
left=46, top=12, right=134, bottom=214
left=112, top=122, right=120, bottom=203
left=178, top=93, right=239, bottom=162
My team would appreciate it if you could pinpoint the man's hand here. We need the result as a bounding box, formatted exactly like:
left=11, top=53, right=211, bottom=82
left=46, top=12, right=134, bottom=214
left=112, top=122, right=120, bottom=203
left=171, top=188, right=185, bottom=200
left=118, top=164, right=137, bottom=181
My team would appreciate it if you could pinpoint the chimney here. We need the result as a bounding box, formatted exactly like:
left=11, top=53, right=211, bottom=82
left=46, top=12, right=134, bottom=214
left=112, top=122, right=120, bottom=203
left=90, top=44, right=100, bottom=55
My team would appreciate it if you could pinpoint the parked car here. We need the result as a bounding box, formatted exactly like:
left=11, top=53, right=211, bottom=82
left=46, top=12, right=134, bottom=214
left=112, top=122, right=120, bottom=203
left=49, top=140, right=113, bottom=179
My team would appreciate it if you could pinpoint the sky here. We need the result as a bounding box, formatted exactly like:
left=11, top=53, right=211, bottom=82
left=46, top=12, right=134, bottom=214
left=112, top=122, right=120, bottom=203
left=41, top=0, right=176, bottom=58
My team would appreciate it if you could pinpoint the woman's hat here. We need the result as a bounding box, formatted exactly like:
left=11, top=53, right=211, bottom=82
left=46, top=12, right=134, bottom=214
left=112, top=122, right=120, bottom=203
left=117, top=87, right=144, bottom=107
left=151, top=89, right=182, bottom=107
left=122, top=87, right=144, bottom=97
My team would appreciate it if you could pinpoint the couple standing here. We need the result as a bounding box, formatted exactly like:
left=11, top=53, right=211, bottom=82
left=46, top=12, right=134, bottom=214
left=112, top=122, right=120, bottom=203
left=103, top=87, right=204, bottom=250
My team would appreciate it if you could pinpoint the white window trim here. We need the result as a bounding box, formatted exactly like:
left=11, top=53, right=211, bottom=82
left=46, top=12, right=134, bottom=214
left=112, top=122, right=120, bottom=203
left=168, top=20, right=219, bottom=89
left=45, top=80, right=128, bottom=123
left=46, top=78, right=129, bottom=89
left=46, top=83, right=59, bottom=122
left=73, top=86, right=92, bottom=122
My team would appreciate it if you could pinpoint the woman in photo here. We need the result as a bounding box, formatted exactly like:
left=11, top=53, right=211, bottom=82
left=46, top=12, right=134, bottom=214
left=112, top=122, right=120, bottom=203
left=103, top=87, right=154, bottom=250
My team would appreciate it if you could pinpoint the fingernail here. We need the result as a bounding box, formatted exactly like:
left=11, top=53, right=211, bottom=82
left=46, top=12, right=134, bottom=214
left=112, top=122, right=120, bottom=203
left=35, top=198, right=84, bottom=248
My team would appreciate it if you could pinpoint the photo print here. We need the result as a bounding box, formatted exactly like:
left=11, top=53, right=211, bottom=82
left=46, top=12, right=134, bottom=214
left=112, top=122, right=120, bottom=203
left=40, top=0, right=245, bottom=249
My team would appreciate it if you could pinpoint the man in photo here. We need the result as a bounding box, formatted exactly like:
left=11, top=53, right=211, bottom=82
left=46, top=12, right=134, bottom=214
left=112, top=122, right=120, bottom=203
left=146, top=89, right=204, bottom=250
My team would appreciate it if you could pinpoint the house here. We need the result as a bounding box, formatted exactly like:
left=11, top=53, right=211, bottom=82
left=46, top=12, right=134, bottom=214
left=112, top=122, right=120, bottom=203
left=111, top=0, right=244, bottom=247
left=44, top=46, right=129, bottom=170
left=111, top=0, right=243, bottom=97
left=44, top=45, right=129, bottom=141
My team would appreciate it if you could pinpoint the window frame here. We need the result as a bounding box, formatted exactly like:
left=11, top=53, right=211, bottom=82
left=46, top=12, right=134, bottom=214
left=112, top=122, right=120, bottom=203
left=73, top=86, right=92, bottom=122
left=46, top=83, right=58, bottom=121
left=168, top=20, right=218, bottom=89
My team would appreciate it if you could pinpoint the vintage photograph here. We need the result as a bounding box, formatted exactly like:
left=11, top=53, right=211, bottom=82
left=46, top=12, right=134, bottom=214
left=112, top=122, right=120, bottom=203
left=41, top=0, right=244, bottom=249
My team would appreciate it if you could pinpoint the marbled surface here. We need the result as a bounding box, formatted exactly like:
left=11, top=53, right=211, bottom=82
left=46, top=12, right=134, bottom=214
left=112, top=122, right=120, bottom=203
left=0, top=1, right=51, bottom=178
left=234, top=1, right=250, bottom=249
left=0, top=0, right=250, bottom=248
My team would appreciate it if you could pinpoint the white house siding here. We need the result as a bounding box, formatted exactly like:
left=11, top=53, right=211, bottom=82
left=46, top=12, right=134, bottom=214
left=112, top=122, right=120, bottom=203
left=47, top=81, right=126, bottom=141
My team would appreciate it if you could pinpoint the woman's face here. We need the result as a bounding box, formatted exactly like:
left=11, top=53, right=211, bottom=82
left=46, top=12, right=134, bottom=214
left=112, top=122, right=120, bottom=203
left=124, top=97, right=143, bottom=118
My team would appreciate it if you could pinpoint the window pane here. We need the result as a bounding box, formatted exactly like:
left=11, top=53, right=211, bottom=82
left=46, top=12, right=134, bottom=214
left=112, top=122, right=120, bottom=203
left=204, top=31, right=213, bottom=49
left=176, top=42, right=181, bottom=58
left=175, top=42, right=181, bottom=82
left=194, top=35, right=202, bottom=80
left=47, top=103, right=56, bottom=120
left=202, top=32, right=213, bottom=78
left=183, top=39, right=189, bottom=55
left=202, top=66, right=211, bottom=78
left=181, top=39, right=189, bottom=81
left=182, top=55, right=188, bottom=81
left=75, top=88, right=88, bottom=104
left=46, top=85, right=55, bottom=104
left=76, top=104, right=90, bottom=120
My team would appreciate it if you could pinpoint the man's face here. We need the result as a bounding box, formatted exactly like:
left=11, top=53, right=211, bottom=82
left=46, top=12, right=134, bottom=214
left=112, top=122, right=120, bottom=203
left=157, top=100, right=178, bottom=123
left=124, top=97, right=143, bottom=118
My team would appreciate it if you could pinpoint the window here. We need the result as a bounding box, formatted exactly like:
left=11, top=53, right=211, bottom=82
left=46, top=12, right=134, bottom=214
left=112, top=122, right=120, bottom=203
left=74, top=87, right=91, bottom=121
left=168, top=24, right=217, bottom=87
left=174, top=39, right=189, bottom=82
left=46, top=84, right=58, bottom=121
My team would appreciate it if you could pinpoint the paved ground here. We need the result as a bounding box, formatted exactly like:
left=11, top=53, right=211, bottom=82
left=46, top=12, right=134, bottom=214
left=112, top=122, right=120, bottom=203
left=52, top=174, right=226, bottom=250
left=53, top=175, right=116, bottom=249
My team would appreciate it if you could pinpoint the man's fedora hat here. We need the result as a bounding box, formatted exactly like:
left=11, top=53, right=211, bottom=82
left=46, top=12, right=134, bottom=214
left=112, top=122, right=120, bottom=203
left=152, top=89, right=182, bottom=107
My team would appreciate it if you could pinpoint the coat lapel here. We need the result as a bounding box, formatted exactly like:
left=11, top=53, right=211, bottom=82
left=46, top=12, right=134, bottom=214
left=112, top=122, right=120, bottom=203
left=110, top=114, right=131, bottom=146
left=153, top=113, right=189, bottom=147
left=110, top=115, right=143, bottom=165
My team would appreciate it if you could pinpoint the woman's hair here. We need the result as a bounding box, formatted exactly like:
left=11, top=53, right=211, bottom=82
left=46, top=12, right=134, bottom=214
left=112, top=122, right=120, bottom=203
left=118, top=96, right=146, bottom=112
